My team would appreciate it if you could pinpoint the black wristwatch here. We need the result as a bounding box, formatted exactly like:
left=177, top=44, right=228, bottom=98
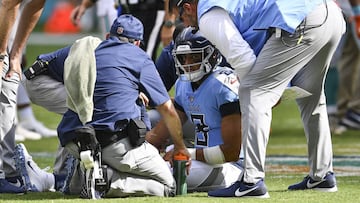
left=0, top=54, right=6, bottom=62
left=163, top=20, right=175, bottom=28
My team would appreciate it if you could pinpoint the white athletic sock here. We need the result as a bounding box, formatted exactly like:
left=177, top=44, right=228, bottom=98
left=18, top=106, right=36, bottom=123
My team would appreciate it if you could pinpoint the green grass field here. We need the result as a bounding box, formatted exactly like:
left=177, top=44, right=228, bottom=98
left=1, top=43, right=359, bottom=202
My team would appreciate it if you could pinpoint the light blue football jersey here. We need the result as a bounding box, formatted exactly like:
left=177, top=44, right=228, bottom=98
left=197, top=0, right=330, bottom=55
left=174, top=66, right=240, bottom=148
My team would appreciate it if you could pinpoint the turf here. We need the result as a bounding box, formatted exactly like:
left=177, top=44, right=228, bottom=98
left=1, top=44, right=358, bottom=202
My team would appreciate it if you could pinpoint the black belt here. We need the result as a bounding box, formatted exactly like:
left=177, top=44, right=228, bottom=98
left=96, top=130, right=128, bottom=148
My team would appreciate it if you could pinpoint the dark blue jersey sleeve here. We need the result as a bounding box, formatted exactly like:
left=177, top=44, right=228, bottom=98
left=155, top=42, right=178, bottom=91
left=37, top=46, right=71, bottom=83
left=140, top=57, right=170, bottom=107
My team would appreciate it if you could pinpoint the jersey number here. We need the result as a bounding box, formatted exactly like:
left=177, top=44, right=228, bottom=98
left=191, top=114, right=209, bottom=147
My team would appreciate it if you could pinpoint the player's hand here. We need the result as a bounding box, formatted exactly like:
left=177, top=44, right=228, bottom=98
left=6, top=57, right=22, bottom=80
left=138, top=92, right=149, bottom=106
left=172, top=147, right=191, bottom=175
left=70, top=6, right=84, bottom=26
left=163, top=149, right=173, bottom=162
left=164, top=145, right=191, bottom=174
left=71, top=0, right=96, bottom=26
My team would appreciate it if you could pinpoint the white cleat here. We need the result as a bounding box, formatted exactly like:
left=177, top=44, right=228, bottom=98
left=14, top=143, right=55, bottom=192
left=20, top=120, right=57, bottom=138
left=16, top=125, right=41, bottom=140
left=333, top=125, right=347, bottom=135
left=15, top=133, right=25, bottom=142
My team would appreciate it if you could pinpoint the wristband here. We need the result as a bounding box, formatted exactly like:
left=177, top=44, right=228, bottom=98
left=203, top=146, right=225, bottom=165
left=187, top=148, right=196, bottom=160
left=352, top=5, right=360, bottom=16
left=0, top=54, right=7, bottom=61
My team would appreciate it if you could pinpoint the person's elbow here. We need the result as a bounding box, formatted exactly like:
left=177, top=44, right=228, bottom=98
left=156, top=100, right=176, bottom=117
left=228, top=53, right=256, bottom=80
left=221, top=144, right=241, bottom=162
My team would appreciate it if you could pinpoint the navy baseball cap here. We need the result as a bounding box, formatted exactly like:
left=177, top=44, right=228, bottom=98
left=110, top=14, right=144, bottom=41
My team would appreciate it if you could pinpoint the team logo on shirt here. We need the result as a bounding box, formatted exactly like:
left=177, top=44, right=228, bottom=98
left=214, top=68, right=239, bottom=95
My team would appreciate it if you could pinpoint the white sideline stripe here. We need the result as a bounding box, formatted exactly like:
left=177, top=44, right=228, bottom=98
left=28, top=32, right=102, bottom=45
left=266, top=156, right=360, bottom=175
left=266, top=155, right=360, bottom=164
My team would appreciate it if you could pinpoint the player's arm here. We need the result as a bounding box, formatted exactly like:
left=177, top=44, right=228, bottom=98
left=219, top=113, right=242, bottom=161
left=0, top=0, right=19, bottom=74
left=194, top=113, right=241, bottom=163
left=0, top=0, right=20, bottom=53
left=71, top=0, right=97, bottom=26
left=8, top=0, right=45, bottom=78
left=161, top=0, right=177, bottom=47
left=154, top=100, right=190, bottom=159
left=199, top=7, right=256, bottom=80
left=192, top=101, right=241, bottom=164
left=146, top=106, right=188, bottom=151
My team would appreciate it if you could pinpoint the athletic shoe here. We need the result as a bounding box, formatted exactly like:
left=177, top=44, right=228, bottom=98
left=339, top=110, right=360, bottom=130
left=15, top=125, right=41, bottom=140
left=6, top=176, right=24, bottom=188
left=80, top=168, right=105, bottom=199
left=164, top=184, right=176, bottom=197
left=333, top=124, right=347, bottom=135
left=60, top=155, right=77, bottom=194
left=14, top=143, right=55, bottom=192
left=288, top=172, right=338, bottom=192
left=208, top=179, right=270, bottom=198
left=20, top=119, right=57, bottom=138
left=15, top=133, right=25, bottom=142
left=53, top=173, right=66, bottom=192
left=0, top=178, right=25, bottom=194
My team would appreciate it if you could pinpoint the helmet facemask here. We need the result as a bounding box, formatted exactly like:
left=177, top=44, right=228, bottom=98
left=173, top=43, right=217, bottom=82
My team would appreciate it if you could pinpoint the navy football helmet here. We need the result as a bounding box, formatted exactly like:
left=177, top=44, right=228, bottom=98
left=173, top=27, right=221, bottom=82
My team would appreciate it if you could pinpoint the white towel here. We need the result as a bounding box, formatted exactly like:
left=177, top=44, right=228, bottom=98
left=64, top=36, right=102, bottom=125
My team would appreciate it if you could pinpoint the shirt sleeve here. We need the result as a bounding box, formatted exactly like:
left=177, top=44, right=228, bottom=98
left=219, top=101, right=240, bottom=117
left=139, top=58, right=170, bottom=107
left=199, top=7, right=256, bottom=80
left=155, top=42, right=178, bottom=91
left=38, top=46, right=71, bottom=83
